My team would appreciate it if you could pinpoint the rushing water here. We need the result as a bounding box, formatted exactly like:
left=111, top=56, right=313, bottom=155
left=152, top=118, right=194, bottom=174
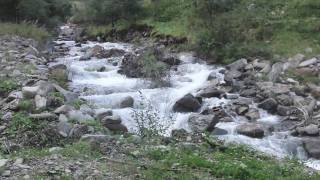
left=54, top=26, right=320, bottom=170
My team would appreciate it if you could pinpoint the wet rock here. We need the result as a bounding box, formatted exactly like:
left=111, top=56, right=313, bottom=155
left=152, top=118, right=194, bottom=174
left=211, top=128, right=228, bottom=135
left=224, top=93, right=239, bottom=99
left=49, top=64, right=68, bottom=83
left=240, top=88, right=256, bottom=97
left=96, top=110, right=113, bottom=121
left=276, top=94, right=294, bottom=106
left=52, top=84, right=78, bottom=103
left=171, top=129, right=189, bottom=141
left=236, top=124, right=264, bottom=138
left=101, top=116, right=128, bottom=133
left=258, top=98, right=278, bottom=114
left=303, top=138, right=320, bottom=159
left=173, top=94, right=201, bottom=112
left=197, top=87, right=224, bottom=98
left=235, top=105, right=249, bottom=116
left=297, top=124, right=319, bottom=136
left=277, top=105, right=292, bottom=116
left=207, top=71, right=218, bottom=80
left=224, top=70, right=242, bottom=84
left=245, top=108, right=260, bottom=121
left=226, top=58, right=247, bottom=71
left=80, top=45, right=104, bottom=60
left=159, top=52, right=181, bottom=66
left=188, top=114, right=218, bottom=133
left=267, top=62, right=283, bottom=82
left=98, top=48, right=126, bottom=58
left=120, top=96, right=134, bottom=108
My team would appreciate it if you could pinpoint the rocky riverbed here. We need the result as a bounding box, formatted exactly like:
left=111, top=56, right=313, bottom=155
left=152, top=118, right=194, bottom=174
left=0, top=24, right=320, bottom=178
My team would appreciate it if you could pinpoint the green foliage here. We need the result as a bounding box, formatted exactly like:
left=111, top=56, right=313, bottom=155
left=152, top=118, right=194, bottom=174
left=60, top=141, right=103, bottom=159
left=0, top=0, right=71, bottom=27
left=140, top=50, right=168, bottom=81
left=6, top=113, right=38, bottom=136
left=0, top=22, right=50, bottom=45
left=286, top=70, right=320, bottom=85
left=0, top=78, right=19, bottom=96
left=18, top=100, right=33, bottom=111
left=72, top=99, right=84, bottom=110
left=141, top=142, right=320, bottom=179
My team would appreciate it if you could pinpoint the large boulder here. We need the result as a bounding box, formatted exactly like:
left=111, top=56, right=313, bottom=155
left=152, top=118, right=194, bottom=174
left=101, top=115, right=128, bottom=133
left=197, top=87, right=224, bottom=98
left=297, top=124, right=319, bottom=136
left=173, top=94, right=201, bottom=112
left=267, top=62, right=283, bottom=82
left=120, top=96, right=134, bottom=108
left=188, top=114, right=219, bottom=133
left=245, top=108, right=260, bottom=121
left=226, top=58, right=248, bottom=71
left=258, top=98, right=278, bottom=114
left=303, top=138, right=320, bottom=159
left=49, top=64, right=68, bottom=84
left=236, top=124, right=264, bottom=138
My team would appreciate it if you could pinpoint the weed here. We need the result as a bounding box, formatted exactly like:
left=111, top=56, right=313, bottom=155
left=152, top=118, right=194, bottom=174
left=17, top=99, right=33, bottom=112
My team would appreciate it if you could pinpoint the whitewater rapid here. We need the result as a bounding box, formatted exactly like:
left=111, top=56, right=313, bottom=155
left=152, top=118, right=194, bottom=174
left=53, top=26, right=320, bottom=170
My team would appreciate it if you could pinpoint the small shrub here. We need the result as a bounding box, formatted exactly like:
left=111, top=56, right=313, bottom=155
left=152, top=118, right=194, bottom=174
left=72, top=99, right=84, bottom=110
left=0, top=79, right=19, bottom=96
left=6, top=113, right=36, bottom=136
left=18, top=100, right=33, bottom=111
left=132, top=92, right=173, bottom=138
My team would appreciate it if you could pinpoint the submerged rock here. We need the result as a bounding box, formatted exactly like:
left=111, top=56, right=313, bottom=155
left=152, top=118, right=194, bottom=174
left=258, top=98, right=278, bottom=114
left=303, top=138, right=320, bottom=159
left=120, top=96, right=134, bottom=108
left=173, top=94, right=201, bottom=112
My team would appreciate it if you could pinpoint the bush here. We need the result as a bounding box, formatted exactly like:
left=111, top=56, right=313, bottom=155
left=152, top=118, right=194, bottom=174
left=0, top=22, right=50, bottom=44
left=132, top=92, right=173, bottom=138
left=0, top=78, right=19, bottom=97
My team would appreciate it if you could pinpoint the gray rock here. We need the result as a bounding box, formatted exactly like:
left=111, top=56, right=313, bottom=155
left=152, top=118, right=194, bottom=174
left=1, top=112, right=13, bottom=122
left=303, top=138, right=320, bottom=159
left=34, top=95, right=47, bottom=109
left=240, top=88, right=256, bottom=97
left=197, top=87, right=224, bottom=98
left=284, top=54, right=305, bottom=70
left=236, top=105, right=249, bottom=116
left=173, top=94, right=201, bottom=112
left=96, top=110, right=113, bottom=121
left=0, top=159, right=8, bottom=169
left=276, top=94, right=294, bottom=106
left=120, top=96, right=134, bottom=108
left=226, top=58, right=247, bottom=71
left=70, top=125, right=89, bottom=139
left=36, top=81, right=56, bottom=97
left=52, top=84, right=78, bottom=103
left=68, top=110, right=94, bottom=123
left=188, top=114, right=218, bottom=133
left=297, top=124, right=319, bottom=136
left=58, top=114, right=68, bottom=122
left=54, top=105, right=75, bottom=114
left=277, top=105, right=292, bottom=116
left=299, top=57, right=318, bottom=67
left=258, top=98, right=278, bottom=114
left=245, top=108, right=260, bottom=121
left=22, top=86, right=39, bottom=98
left=80, top=104, right=95, bottom=116
left=57, top=121, right=72, bottom=137
left=101, top=115, right=122, bottom=125
left=268, top=62, right=283, bottom=82
left=236, top=124, right=264, bottom=138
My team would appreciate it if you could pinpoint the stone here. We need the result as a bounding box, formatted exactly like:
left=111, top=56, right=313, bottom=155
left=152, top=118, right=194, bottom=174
left=303, top=138, right=320, bottom=159
left=276, top=94, right=294, bottom=106
left=236, top=105, right=249, bottom=116
left=35, top=95, right=47, bottom=109
left=80, top=104, right=95, bottom=116
left=308, top=84, right=320, bottom=100
left=284, top=54, right=305, bottom=70
left=188, top=114, right=218, bottom=133
left=240, top=88, right=256, bottom=97
left=277, top=105, right=293, bottom=116
left=54, top=105, right=75, bottom=114
left=36, top=81, right=56, bottom=96
left=226, top=58, right=247, bottom=71
left=120, top=96, right=134, bottom=108
left=299, top=57, right=318, bottom=67
left=0, top=159, right=8, bottom=169
left=1, top=112, right=13, bottom=122
left=49, top=63, right=68, bottom=83
left=70, top=125, right=89, bottom=139
left=207, top=71, right=218, bottom=80
left=101, top=115, right=122, bottom=125
left=95, top=110, right=113, bottom=121
left=22, top=86, right=39, bottom=98
left=258, top=98, right=278, bottom=114
left=57, top=121, right=72, bottom=137
left=245, top=108, right=260, bottom=121
left=58, top=114, right=68, bottom=122
left=236, top=124, right=264, bottom=138
left=297, top=124, right=319, bottom=136
left=197, top=87, right=224, bottom=98
left=52, top=84, right=78, bottom=103
left=30, top=113, right=57, bottom=121
left=267, top=62, right=283, bottom=82
left=224, top=93, right=239, bottom=99
left=211, top=128, right=228, bottom=135
left=68, top=110, right=94, bottom=123
left=171, top=129, right=189, bottom=140
left=173, top=94, right=201, bottom=112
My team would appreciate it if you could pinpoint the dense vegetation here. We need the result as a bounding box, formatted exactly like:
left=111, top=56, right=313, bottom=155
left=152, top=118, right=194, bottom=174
left=72, top=0, right=320, bottom=63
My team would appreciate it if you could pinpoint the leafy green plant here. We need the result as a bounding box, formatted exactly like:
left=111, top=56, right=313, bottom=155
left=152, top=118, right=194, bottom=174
left=18, top=99, right=33, bottom=111
left=0, top=79, right=19, bottom=96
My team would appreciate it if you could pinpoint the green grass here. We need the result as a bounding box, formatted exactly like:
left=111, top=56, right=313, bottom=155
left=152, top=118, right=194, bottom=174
left=0, top=78, right=19, bottom=95
left=0, top=22, right=50, bottom=45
